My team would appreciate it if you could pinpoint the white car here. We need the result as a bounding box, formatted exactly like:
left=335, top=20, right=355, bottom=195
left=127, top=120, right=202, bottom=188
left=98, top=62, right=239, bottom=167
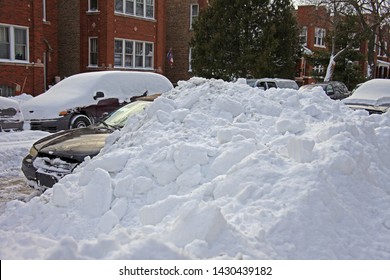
left=343, top=79, right=390, bottom=114
left=0, top=96, right=24, bottom=131
left=248, top=78, right=299, bottom=90
left=21, top=71, right=173, bottom=132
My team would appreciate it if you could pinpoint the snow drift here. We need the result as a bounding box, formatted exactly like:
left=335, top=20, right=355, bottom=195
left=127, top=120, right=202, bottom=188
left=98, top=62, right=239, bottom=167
left=1, top=77, right=390, bottom=259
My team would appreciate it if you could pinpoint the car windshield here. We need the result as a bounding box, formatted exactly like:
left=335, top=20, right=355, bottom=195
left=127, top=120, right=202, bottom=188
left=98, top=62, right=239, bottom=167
left=101, top=100, right=150, bottom=128
left=277, top=80, right=299, bottom=90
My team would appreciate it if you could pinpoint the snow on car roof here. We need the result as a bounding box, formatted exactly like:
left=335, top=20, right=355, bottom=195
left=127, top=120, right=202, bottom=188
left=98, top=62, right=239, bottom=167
left=21, top=71, right=173, bottom=119
left=344, top=79, right=390, bottom=106
left=0, top=96, right=20, bottom=110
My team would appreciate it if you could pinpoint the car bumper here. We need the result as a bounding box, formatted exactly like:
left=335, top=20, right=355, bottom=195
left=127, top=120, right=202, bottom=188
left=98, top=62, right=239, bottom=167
left=29, top=116, right=70, bottom=132
left=21, top=154, right=76, bottom=188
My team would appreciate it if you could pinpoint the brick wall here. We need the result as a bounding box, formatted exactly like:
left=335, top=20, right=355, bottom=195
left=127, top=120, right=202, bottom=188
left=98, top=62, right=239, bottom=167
left=58, top=0, right=80, bottom=78
left=165, top=0, right=207, bottom=84
left=0, top=0, right=58, bottom=96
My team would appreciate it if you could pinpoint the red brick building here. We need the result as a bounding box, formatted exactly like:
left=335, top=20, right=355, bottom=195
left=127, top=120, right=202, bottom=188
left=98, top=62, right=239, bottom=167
left=1, top=0, right=168, bottom=96
left=295, top=5, right=330, bottom=85
left=164, top=0, right=208, bottom=85
left=0, top=0, right=58, bottom=96
left=296, top=5, right=390, bottom=84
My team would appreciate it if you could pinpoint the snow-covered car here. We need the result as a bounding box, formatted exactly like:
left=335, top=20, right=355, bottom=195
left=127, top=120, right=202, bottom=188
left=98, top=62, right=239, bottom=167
left=21, top=94, right=160, bottom=189
left=21, top=71, right=173, bottom=132
left=248, top=78, right=299, bottom=90
left=343, top=79, right=390, bottom=114
left=299, top=81, right=350, bottom=100
left=0, top=96, right=24, bottom=131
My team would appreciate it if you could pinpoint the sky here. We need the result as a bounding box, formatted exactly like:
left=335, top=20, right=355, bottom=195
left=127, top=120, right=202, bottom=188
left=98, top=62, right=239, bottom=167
left=0, top=77, right=390, bottom=259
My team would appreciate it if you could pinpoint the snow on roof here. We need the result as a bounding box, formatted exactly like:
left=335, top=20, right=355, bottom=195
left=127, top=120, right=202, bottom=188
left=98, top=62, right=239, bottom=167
left=0, top=96, right=20, bottom=110
left=1, top=77, right=390, bottom=259
left=21, top=71, right=173, bottom=120
left=344, top=79, right=390, bottom=106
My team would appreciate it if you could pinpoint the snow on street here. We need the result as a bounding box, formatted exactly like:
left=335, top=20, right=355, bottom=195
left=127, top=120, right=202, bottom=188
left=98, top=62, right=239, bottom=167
left=0, top=130, right=50, bottom=204
left=0, top=77, right=390, bottom=259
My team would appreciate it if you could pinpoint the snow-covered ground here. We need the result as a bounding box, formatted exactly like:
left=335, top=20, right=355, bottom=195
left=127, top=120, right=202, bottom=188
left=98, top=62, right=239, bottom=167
left=0, top=77, right=390, bottom=259
left=0, top=127, right=49, bottom=203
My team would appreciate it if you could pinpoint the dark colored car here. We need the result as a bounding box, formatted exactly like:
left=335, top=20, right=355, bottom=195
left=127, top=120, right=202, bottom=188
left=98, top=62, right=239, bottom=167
left=21, top=94, right=160, bottom=189
left=299, top=81, right=350, bottom=100
left=343, top=79, right=390, bottom=114
left=0, top=96, right=24, bottom=131
left=21, top=71, right=173, bottom=132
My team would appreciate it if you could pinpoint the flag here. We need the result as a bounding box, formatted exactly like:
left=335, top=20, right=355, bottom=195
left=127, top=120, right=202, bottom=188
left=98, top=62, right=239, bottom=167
left=167, top=48, right=174, bottom=67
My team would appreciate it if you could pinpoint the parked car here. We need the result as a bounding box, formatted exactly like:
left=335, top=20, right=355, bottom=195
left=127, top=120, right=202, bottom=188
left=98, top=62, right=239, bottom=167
left=299, top=81, right=350, bottom=100
left=0, top=96, right=24, bottom=131
left=21, top=94, right=160, bottom=189
left=248, top=78, right=299, bottom=90
left=343, top=79, right=390, bottom=114
left=21, top=71, right=173, bottom=132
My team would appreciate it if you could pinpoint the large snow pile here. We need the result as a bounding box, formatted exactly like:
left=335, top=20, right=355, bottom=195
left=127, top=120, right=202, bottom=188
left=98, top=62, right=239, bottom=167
left=1, top=77, right=390, bottom=259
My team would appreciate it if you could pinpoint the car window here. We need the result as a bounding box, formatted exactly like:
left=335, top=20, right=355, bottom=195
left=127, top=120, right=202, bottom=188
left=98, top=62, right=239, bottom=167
left=103, top=101, right=149, bottom=128
left=277, top=80, right=299, bottom=90
left=326, top=85, right=334, bottom=96
left=267, top=82, right=277, bottom=88
left=0, top=108, right=17, bottom=117
left=257, top=82, right=267, bottom=89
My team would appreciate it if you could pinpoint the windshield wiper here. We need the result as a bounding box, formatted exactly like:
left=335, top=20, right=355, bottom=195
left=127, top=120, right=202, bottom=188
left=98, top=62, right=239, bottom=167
left=100, top=120, right=120, bottom=130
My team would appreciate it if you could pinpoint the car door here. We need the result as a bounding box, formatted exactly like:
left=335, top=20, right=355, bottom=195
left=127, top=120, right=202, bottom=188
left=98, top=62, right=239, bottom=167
left=83, top=98, right=120, bottom=123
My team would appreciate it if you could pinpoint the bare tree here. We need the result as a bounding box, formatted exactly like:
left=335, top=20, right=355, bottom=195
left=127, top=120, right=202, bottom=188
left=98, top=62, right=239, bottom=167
left=300, top=0, right=390, bottom=79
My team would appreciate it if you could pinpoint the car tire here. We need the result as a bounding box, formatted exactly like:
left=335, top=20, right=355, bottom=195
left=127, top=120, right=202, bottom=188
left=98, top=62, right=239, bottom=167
left=70, top=115, right=92, bottom=129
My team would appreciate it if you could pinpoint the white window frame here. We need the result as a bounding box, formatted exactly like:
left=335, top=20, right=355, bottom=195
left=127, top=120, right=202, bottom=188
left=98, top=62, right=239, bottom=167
left=114, top=38, right=154, bottom=69
left=314, top=27, right=326, bottom=47
left=0, top=24, right=29, bottom=63
left=89, top=37, right=98, bottom=66
left=89, top=0, right=98, bottom=11
left=190, top=4, right=199, bottom=30
left=115, top=0, right=154, bottom=19
left=299, top=26, right=307, bottom=46
left=313, top=65, right=324, bottom=74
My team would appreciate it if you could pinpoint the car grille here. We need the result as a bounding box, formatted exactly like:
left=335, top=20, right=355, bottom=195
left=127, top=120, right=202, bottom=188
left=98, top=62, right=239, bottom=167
left=33, top=156, right=78, bottom=181
left=30, top=122, right=58, bottom=133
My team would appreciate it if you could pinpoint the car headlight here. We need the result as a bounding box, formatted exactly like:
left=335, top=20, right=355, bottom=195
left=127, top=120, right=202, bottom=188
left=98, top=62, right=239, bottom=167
left=29, top=146, right=38, bottom=157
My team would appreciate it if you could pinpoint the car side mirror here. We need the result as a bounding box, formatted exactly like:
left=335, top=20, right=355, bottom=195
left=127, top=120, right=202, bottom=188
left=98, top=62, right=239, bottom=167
left=93, top=91, right=105, bottom=100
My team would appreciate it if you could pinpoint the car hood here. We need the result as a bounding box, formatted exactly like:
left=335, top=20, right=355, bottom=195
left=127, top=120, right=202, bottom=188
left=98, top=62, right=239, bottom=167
left=21, top=94, right=88, bottom=120
left=34, top=126, right=111, bottom=162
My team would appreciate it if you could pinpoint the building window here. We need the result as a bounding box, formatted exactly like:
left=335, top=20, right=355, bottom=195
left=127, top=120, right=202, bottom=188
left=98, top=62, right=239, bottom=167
left=89, top=0, right=98, bottom=11
left=89, top=37, right=98, bottom=66
left=190, top=4, right=199, bottom=29
left=114, top=39, right=123, bottom=66
left=114, top=39, right=153, bottom=69
left=313, top=65, right=324, bottom=74
left=115, top=0, right=154, bottom=19
left=125, top=0, right=134, bottom=15
left=125, top=41, right=133, bottom=67
left=145, top=42, right=153, bottom=68
left=0, top=25, right=29, bottom=62
left=0, top=26, right=10, bottom=59
left=379, top=41, right=388, bottom=57
left=314, top=28, right=326, bottom=47
left=299, top=26, right=307, bottom=46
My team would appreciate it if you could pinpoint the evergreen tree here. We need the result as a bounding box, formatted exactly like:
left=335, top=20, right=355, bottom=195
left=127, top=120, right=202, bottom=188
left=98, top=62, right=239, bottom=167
left=191, top=0, right=300, bottom=80
left=269, top=0, right=300, bottom=78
